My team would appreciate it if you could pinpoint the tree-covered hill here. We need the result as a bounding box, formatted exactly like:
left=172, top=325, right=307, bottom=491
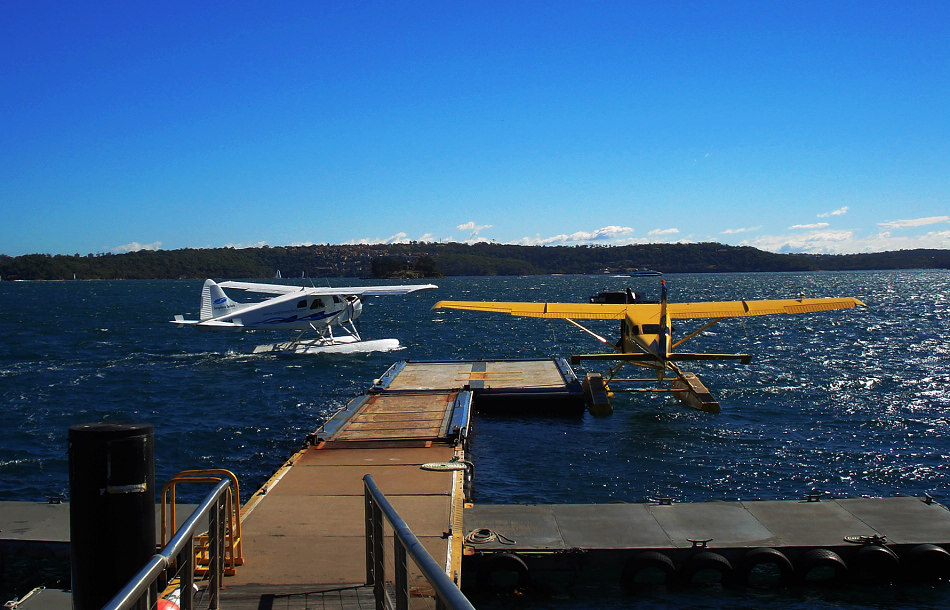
left=1, top=243, right=948, bottom=281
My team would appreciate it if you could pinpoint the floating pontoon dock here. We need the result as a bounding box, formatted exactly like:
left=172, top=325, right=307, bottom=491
left=5, top=358, right=950, bottom=608
left=463, top=496, right=950, bottom=591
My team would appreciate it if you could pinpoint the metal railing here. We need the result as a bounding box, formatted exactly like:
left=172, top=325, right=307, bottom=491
left=363, top=474, right=475, bottom=610
left=161, top=469, right=244, bottom=575
left=103, top=478, right=231, bottom=610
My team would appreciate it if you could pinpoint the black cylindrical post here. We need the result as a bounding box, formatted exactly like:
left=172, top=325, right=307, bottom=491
left=68, top=423, right=155, bottom=610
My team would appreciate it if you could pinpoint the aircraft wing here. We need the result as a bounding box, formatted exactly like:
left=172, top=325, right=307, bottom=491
left=434, top=301, right=631, bottom=319
left=665, top=297, right=866, bottom=319
left=218, top=281, right=306, bottom=295
left=434, top=297, right=865, bottom=320
left=219, top=281, right=437, bottom=297
left=353, top=284, right=439, bottom=296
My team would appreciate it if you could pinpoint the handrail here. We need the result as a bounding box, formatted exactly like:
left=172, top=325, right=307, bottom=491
left=363, top=474, right=475, bottom=610
left=104, top=478, right=231, bottom=610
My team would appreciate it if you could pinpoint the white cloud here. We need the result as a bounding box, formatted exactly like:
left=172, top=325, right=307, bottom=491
left=648, top=227, right=679, bottom=236
left=514, top=225, right=634, bottom=246
left=344, top=232, right=428, bottom=245
left=224, top=240, right=270, bottom=249
left=456, top=221, right=493, bottom=239
left=112, top=241, right=162, bottom=253
left=588, top=225, right=635, bottom=239
left=512, top=234, right=557, bottom=245
left=817, top=206, right=849, bottom=218
left=789, top=222, right=829, bottom=230
left=721, top=226, right=762, bottom=235
left=741, top=230, right=854, bottom=254
left=878, top=216, right=950, bottom=229
left=385, top=232, right=409, bottom=244
left=741, top=228, right=950, bottom=254
left=849, top=229, right=950, bottom=252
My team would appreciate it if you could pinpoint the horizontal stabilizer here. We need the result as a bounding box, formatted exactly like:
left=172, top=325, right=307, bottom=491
left=170, top=316, right=244, bottom=330
left=170, top=318, right=246, bottom=331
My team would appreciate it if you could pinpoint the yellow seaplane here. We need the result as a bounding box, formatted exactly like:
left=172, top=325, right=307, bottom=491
left=434, top=282, right=866, bottom=413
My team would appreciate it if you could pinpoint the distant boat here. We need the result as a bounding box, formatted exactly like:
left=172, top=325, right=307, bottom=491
left=275, top=270, right=282, bottom=279
left=628, top=268, right=662, bottom=277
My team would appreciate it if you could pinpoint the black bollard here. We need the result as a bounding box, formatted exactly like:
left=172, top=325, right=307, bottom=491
left=68, top=423, right=155, bottom=610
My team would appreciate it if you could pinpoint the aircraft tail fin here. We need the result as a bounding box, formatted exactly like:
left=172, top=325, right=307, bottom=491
left=200, top=279, right=237, bottom=321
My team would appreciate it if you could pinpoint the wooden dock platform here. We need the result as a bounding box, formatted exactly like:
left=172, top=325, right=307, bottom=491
left=220, top=358, right=581, bottom=606
left=370, top=359, right=585, bottom=414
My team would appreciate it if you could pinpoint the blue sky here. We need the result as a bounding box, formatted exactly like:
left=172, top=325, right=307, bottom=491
left=2, top=1, right=948, bottom=257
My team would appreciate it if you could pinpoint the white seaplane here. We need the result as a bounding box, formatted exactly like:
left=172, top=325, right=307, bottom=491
left=435, top=281, right=866, bottom=412
left=173, top=279, right=437, bottom=354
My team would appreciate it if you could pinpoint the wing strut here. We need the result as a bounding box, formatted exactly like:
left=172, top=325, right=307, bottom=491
left=564, top=318, right=619, bottom=351
left=671, top=317, right=725, bottom=350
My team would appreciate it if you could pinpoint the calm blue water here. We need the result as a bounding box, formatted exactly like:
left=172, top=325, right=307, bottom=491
left=2, top=271, right=949, bottom=607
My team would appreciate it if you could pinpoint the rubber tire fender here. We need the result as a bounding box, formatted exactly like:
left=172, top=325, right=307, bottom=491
left=476, top=552, right=530, bottom=594
left=850, top=544, right=900, bottom=582
left=903, top=543, right=950, bottom=582
left=737, top=547, right=794, bottom=587
left=620, top=551, right=675, bottom=590
left=680, top=551, right=734, bottom=585
left=796, top=548, right=848, bottom=585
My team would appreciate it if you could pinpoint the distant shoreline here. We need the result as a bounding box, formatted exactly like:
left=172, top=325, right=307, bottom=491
left=1, top=242, right=947, bottom=281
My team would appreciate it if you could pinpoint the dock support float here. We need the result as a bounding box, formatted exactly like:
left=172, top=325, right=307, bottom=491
left=582, top=373, right=612, bottom=415
left=672, top=372, right=719, bottom=413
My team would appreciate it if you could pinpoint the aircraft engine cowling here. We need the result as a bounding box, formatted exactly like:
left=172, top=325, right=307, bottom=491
left=335, top=296, right=362, bottom=323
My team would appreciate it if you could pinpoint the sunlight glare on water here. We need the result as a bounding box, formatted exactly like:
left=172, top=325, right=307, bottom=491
left=2, top=271, right=949, bottom=501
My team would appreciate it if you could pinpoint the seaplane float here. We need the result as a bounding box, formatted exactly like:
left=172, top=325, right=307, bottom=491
left=173, top=279, right=437, bottom=354
left=434, top=281, right=866, bottom=412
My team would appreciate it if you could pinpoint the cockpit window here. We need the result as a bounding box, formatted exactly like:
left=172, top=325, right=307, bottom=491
left=333, top=296, right=342, bottom=304
left=310, top=298, right=325, bottom=309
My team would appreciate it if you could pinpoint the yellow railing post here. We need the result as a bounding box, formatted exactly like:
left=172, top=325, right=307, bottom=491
left=160, top=469, right=244, bottom=578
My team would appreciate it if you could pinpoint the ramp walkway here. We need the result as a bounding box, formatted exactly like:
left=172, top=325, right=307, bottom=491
left=221, top=358, right=579, bottom=606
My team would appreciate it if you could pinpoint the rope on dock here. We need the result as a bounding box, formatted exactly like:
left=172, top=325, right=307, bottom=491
left=464, top=528, right=516, bottom=545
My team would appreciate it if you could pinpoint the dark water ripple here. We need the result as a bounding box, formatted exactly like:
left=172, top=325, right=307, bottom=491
left=2, top=271, right=949, bottom=607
